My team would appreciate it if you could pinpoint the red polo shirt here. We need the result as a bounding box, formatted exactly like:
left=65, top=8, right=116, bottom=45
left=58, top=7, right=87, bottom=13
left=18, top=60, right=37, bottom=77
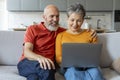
left=20, top=22, right=65, bottom=61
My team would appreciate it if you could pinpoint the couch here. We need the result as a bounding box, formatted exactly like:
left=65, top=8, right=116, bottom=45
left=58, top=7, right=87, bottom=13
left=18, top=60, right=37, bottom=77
left=0, top=31, right=120, bottom=80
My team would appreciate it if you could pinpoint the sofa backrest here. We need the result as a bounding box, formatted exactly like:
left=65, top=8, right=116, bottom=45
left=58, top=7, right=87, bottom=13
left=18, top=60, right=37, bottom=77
left=98, top=32, right=120, bottom=68
left=0, top=31, right=120, bottom=67
left=0, top=31, right=25, bottom=66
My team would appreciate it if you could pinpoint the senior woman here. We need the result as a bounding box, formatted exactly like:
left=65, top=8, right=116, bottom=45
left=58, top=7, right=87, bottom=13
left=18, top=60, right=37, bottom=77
left=55, top=3, right=104, bottom=80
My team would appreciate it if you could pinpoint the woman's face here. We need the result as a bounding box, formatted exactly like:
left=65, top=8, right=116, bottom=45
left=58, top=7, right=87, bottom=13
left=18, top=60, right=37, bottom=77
left=67, top=12, right=84, bottom=32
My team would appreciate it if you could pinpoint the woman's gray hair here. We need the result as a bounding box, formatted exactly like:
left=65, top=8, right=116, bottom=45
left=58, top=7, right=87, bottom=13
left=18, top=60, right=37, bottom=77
left=67, top=3, right=86, bottom=18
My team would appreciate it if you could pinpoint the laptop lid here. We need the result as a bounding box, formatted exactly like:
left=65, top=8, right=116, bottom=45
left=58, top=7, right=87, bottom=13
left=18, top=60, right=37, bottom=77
left=61, top=43, right=102, bottom=68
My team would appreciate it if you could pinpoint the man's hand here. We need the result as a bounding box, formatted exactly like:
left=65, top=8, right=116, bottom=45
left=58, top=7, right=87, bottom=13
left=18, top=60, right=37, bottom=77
left=87, top=28, right=97, bottom=38
left=90, top=29, right=97, bottom=38
left=37, top=56, right=55, bottom=70
left=24, top=42, right=55, bottom=70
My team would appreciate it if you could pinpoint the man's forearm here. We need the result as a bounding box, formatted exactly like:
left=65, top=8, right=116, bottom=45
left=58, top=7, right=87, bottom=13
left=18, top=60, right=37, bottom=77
left=24, top=49, right=41, bottom=61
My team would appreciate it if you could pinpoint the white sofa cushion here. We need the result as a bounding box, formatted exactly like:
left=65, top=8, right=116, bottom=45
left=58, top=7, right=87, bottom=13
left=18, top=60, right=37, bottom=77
left=0, top=66, right=26, bottom=80
left=112, top=57, right=120, bottom=74
left=0, top=31, right=25, bottom=65
left=0, top=66, right=120, bottom=80
left=102, top=68, right=120, bottom=80
left=0, top=66, right=64, bottom=80
left=98, top=32, right=120, bottom=67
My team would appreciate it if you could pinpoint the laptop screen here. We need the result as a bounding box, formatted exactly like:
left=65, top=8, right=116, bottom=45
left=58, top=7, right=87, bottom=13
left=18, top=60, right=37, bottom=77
left=61, top=43, right=102, bottom=68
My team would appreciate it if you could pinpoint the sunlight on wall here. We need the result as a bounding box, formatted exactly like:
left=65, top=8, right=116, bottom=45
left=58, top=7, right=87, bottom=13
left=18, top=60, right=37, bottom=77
left=0, top=0, right=8, bottom=30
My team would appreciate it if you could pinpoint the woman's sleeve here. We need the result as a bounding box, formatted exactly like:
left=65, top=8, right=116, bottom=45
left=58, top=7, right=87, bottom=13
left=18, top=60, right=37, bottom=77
left=55, top=33, right=62, bottom=64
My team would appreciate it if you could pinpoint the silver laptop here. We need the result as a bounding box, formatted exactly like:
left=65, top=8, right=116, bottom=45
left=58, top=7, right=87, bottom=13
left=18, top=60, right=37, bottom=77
left=61, top=43, right=102, bottom=68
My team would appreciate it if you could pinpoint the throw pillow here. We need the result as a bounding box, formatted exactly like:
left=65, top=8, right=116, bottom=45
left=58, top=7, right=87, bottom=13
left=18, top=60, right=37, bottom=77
left=112, top=58, right=120, bottom=73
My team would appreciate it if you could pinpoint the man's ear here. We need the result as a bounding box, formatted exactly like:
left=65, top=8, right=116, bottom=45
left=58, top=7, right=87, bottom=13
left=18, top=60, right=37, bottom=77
left=42, top=14, right=47, bottom=21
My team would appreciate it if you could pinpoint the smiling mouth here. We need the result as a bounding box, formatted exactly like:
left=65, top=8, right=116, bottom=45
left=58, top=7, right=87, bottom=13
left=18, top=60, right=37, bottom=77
left=72, top=26, right=78, bottom=29
left=51, top=23, right=59, bottom=26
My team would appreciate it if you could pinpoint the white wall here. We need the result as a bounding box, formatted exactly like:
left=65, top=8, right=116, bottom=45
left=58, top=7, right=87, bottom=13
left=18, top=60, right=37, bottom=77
left=7, top=12, right=113, bottom=30
left=0, top=0, right=113, bottom=31
left=85, top=12, right=113, bottom=30
left=7, top=12, right=67, bottom=29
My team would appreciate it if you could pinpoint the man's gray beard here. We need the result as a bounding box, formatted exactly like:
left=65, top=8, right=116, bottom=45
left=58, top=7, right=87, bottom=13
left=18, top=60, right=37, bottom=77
left=46, top=25, right=58, bottom=31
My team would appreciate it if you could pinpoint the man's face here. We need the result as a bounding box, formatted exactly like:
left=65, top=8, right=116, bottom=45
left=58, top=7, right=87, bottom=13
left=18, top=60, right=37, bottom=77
left=43, top=7, right=59, bottom=31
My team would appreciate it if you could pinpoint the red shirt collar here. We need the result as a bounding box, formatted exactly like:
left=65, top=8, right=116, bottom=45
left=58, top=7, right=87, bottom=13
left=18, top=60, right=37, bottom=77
left=38, top=22, right=48, bottom=31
